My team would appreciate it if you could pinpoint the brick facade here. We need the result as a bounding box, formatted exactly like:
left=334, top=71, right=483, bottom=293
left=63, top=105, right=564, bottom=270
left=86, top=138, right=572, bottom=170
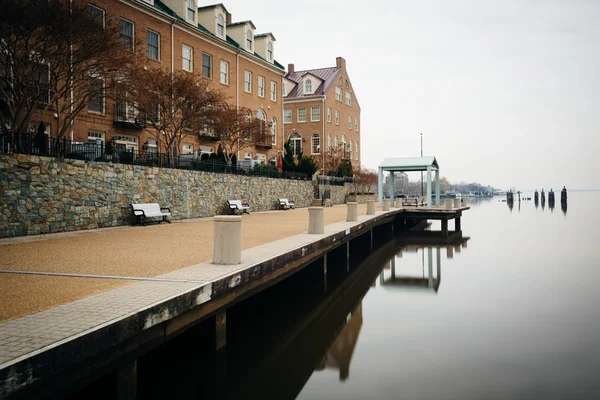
left=19, top=0, right=284, bottom=164
left=283, top=57, right=361, bottom=174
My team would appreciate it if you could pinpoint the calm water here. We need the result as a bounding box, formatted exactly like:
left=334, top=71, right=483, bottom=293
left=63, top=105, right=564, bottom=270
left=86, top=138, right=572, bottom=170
left=297, top=192, right=600, bottom=400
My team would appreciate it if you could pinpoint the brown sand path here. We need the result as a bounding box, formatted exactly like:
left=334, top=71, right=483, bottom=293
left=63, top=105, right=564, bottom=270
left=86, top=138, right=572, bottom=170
left=0, top=204, right=368, bottom=322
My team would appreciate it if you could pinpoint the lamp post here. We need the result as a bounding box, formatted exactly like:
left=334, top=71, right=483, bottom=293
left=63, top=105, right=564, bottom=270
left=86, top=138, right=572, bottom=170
left=420, top=133, right=424, bottom=196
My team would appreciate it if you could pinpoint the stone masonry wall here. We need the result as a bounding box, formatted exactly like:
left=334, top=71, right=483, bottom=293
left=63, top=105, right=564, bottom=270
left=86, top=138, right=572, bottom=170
left=318, top=183, right=351, bottom=205
left=0, top=154, right=314, bottom=238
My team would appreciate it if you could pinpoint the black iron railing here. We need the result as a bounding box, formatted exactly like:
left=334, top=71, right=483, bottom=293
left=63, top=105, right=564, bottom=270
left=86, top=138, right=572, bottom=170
left=317, top=175, right=353, bottom=186
left=0, top=131, right=309, bottom=180
left=114, top=103, right=146, bottom=128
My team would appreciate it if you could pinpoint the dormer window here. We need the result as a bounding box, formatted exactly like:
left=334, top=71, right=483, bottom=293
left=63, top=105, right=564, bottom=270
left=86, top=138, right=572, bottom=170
left=186, top=0, right=195, bottom=21
left=267, top=42, right=273, bottom=61
left=246, top=29, right=253, bottom=51
left=217, top=14, right=224, bottom=37
left=305, top=79, right=312, bottom=93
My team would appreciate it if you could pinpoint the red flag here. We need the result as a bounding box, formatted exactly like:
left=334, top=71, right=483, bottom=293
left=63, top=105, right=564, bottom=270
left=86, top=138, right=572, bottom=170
left=277, top=152, right=283, bottom=174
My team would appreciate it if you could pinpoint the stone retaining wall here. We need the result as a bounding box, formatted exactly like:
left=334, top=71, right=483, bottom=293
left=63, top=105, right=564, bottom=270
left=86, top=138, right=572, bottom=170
left=0, top=154, right=314, bottom=238
left=318, top=183, right=351, bottom=205
left=345, top=194, right=377, bottom=203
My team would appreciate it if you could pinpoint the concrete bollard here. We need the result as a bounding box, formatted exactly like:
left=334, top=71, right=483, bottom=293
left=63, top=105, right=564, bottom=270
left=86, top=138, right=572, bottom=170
left=308, top=207, right=324, bottom=234
left=461, top=197, right=469, bottom=207
left=382, top=198, right=390, bottom=211
left=346, top=202, right=358, bottom=221
left=454, top=198, right=461, bottom=209
left=213, top=216, right=242, bottom=265
left=366, top=200, right=376, bottom=215
left=446, top=199, right=453, bottom=210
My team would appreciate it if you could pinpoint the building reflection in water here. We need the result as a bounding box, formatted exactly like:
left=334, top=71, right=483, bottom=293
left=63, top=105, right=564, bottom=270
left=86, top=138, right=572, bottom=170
left=312, top=233, right=469, bottom=386
left=315, top=302, right=363, bottom=381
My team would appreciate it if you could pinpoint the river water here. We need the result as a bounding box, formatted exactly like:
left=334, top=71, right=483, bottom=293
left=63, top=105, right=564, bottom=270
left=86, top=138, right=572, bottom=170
left=296, top=192, right=600, bottom=400
left=128, top=192, right=599, bottom=400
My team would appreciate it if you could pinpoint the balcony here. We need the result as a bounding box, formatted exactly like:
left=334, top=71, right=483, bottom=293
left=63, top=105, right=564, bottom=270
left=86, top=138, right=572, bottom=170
left=342, top=151, right=351, bottom=160
left=114, top=103, right=146, bottom=129
left=198, top=128, right=220, bottom=141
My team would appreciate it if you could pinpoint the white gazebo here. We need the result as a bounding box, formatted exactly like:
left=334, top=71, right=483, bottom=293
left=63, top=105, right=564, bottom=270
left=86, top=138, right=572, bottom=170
left=378, top=157, right=441, bottom=208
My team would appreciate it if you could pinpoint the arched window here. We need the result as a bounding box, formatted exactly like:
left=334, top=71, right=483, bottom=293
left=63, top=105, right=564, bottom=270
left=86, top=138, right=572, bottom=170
left=341, top=135, right=347, bottom=152
left=270, top=117, right=277, bottom=145
left=267, top=41, right=273, bottom=61
left=327, top=133, right=331, bottom=150
left=256, top=109, right=267, bottom=137
left=311, top=133, right=320, bottom=154
left=217, top=14, right=224, bottom=37
left=289, top=132, right=302, bottom=156
left=246, top=29, right=253, bottom=50
left=305, top=79, right=312, bottom=93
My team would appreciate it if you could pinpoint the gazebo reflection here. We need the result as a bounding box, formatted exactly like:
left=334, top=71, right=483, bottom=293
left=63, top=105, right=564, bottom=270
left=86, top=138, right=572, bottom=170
left=378, top=232, right=470, bottom=294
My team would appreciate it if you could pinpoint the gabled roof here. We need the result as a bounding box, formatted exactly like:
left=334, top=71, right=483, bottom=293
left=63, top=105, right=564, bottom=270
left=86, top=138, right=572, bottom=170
left=378, top=157, right=439, bottom=171
left=284, top=67, right=340, bottom=98
left=227, top=20, right=256, bottom=29
left=255, top=32, right=276, bottom=40
left=197, top=3, right=229, bottom=14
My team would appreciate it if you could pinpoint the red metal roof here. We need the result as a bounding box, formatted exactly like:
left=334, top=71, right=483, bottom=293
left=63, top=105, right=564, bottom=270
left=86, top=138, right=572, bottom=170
left=284, top=66, right=340, bottom=98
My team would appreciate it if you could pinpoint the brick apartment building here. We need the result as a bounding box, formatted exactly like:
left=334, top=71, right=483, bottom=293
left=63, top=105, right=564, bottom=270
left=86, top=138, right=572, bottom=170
left=14, top=0, right=285, bottom=164
left=283, top=57, right=361, bottom=174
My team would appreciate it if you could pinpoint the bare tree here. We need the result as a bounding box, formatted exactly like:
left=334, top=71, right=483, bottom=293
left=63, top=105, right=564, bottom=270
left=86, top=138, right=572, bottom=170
left=322, top=143, right=346, bottom=175
left=0, top=0, right=136, bottom=136
left=352, top=165, right=378, bottom=194
left=127, top=67, right=225, bottom=157
left=211, top=105, right=269, bottom=167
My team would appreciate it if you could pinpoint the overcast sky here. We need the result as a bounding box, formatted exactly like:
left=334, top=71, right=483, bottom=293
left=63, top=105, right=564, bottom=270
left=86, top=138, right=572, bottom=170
left=222, top=0, right=599, bottom=190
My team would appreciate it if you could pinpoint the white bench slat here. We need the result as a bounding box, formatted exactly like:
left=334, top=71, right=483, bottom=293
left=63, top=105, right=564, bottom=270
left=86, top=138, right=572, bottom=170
left=131, top=203, right=171, bottom=225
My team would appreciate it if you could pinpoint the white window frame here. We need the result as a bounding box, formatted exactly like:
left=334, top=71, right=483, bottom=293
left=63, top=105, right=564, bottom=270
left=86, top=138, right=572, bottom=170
left=202, top=53, right=212, bottom=78
left=244, top=70, right=252, bottom=93
left=186, top=0, right=195, bottom=21
left=270, top=81, right=277, bottom=101
left=348, top=116, right=352, bottom=129
left=258, top=76, right=265, bottom=97
left=284, top=109, right=292, bottom=124
left=290, top=132, right=302, bottom=156
left=356, top=141, right=359, bottom=160
left=297, top=108, right=306, bottom=123
left=311, top=106, right=320, bottom=122
left=311, top=133, right=320, bottom=155
left=335, top=86, right=342, bottom=102
left=305, top=79, right=312, bottom=93
left=270, top=117, right=277, bottom=145
left=217, top=14, right=225, bottom=38
left=327, top=133, right=331, bottom=150
left=335, top=110, right=339, bottom=125
left=146, top=30, right=160, bottom=61
left=246, top=29, right=253, bottom=51
left=327, top=107, right=331, bottom=123
left=346, top=91, right=352, bottom=106
left=220, top=60, right=229, bottom=84
left=87, top=4, right=105, bottom=28
left=267, top=41, right=273, bottom=61
left=120, top=18, right=135, bottom=51
left=355, top=118, right=358, bottom=131
left=182, top=143, right=194, bottom=155
left=182, top=44, right=193, bottom=72
left=88, top=75, right=105, bottom=114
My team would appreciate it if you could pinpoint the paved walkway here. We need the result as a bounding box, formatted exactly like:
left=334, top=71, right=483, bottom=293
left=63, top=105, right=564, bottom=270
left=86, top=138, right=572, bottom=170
left=0, top=204, right=368, bottom=323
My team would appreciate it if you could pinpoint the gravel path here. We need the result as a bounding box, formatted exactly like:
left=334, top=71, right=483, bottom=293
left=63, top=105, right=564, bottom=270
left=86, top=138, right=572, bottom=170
left=0, top=204, right=368, bottom=322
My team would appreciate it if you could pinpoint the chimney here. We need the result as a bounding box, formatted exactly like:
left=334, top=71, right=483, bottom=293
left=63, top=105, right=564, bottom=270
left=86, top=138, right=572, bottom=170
left=288, top=63, right=294, bottom=73
left=226, top=12, right=231, bottom=24
left=336, top=57, right=346, bottom=69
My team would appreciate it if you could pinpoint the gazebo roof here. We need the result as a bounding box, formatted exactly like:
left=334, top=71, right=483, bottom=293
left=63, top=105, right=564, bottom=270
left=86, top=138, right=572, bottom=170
left=378, top=156, right=439, bottom=171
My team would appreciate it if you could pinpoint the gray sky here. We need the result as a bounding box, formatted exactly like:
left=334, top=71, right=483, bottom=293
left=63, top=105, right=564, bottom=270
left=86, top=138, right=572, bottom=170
left=223, top=0, right=599, bottom=190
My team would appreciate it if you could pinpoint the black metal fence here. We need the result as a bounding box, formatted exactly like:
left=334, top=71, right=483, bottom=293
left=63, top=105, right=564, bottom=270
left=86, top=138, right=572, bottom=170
left=0, top=131, right=309, bottom=180
left=317, top=175, right=353, bottom=186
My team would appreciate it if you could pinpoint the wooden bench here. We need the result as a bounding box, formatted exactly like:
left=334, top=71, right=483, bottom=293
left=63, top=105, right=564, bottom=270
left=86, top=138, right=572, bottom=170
left=278, top=198, right=295, bottom=210
left=130, top=203, right=171, bottom=226
left=227, top=199, right=250, bottom=215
